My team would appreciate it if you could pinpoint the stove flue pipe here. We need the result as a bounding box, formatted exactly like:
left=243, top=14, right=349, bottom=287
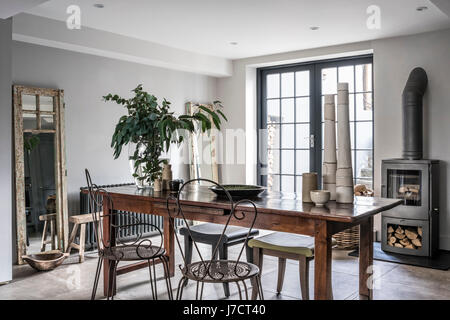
left=402, top=67, right=428, bottom=160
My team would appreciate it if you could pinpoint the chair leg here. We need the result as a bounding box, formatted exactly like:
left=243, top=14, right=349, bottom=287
left=79, top=224, right=86, bottom=263
left=161, top=255, right=173, bottom=300
left=50, top=219, right=56, bottom=250
left=91, top=256, right=103, bottom=300
left=236, top=281, right=242, bottom=300
left=176, top=276, right=187, bottom=300
left=218, top=243, right=230, bottom=297
left=242, top=280, right=249, bottom=300
left=277, top=257, right=286, bottom=295
left=299, top=255, right=310, bottom=300
left=148, top=259, right=156, bottom=300
left=152, top=258, right=158, bottom=299
left=257, top=275, right=265, bottom=300
left=246, top=241, right=254, bottom=263
left=40, top=220, right=48, bottom=252
left=183, top=236, right=193, bottom=287
left=251, top=248, right=263, bottom=300
left=66, top=223, right=79, bottom=254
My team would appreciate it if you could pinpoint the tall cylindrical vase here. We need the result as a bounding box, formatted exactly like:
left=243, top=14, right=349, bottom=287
left=302, top=173, right=318, bottom=203
left=336, top=83, right=354, bottom=203
left=323, top=95, right=337, bottom=200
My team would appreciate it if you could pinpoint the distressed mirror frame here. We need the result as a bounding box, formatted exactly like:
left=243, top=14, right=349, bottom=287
left=13, top=85, right=68, bottom=264
left=186, top=102, right=219, bottom=183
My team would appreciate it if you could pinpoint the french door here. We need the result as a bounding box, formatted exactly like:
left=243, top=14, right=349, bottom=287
left=258, top=55, right=374, bottom=193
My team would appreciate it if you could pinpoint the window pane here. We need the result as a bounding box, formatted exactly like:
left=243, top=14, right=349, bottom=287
left=355, top=93, right=373, bottom=121
left=41, top=114, right=55, bottom=130
left=281, top=150, right=295, bottom=174
left=281, top=98, right=294, bottom=123
left=355, top=122, right=373, bottom=149
left=296, top=176, right=303, bottom=195
left=355, top=64, right=372, bottom=92
left=321, top=67, right=337, bottom=95
left=296, top=150, right=310, bottom=175
left=23, top=113, right=37, bottom=130
left=296, top=97, right=309, bottom=123
left=338, top=65, right=354, bottom=93
left=267, top=99, right=279, bottom=123
left=268, top=149, right=280, bottom=174
left=22, top=94, right=36, bottom=111
left=296, top=124, right=310, bottom=149
left=268, top=174, right=280, bottom=191
left=281, top=176, right=295, bottom=193
left=281, top=72, right=294, bottom=97
left=349, top=93, right=355, bottom=121
left=356, top=150, right=373, bottom=181
left=40, top=96, right=54, bottom=112
left=267, top=73, right=280, bottom=98
left=267, top=124, right=280, bottom=149
left=281, top=124, right=294, bottom=148
left=295, top=71, right=309, bottom=96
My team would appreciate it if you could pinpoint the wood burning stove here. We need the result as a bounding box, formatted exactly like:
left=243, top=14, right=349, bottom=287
left=381, top=159, right=439, bottom=257
left=381, top=68, right=439, bottom=257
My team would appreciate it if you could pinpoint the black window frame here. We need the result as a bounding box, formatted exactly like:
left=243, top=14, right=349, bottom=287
left=257, top=54, right=374, bottom=191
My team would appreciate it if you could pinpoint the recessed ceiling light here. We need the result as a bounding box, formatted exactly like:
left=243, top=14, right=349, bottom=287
left=93, top=3, right=105, bottom=8
left=310, top=26, right=320, bottom=31
left=229, top=42, right=238, bottom=46
left=416, top=6, right=428, bottom=11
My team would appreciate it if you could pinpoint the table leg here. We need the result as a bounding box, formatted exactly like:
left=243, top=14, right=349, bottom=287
left=314, top=220, right=333, bottom=300
left=164, top=217, right=175, bottom=276
left=102, top=196, right=116, bottom=297
left=359, top=216, right=374, bottom=300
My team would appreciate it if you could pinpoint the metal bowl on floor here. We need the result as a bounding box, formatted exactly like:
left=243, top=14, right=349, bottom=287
left=22, top=252, right=68, bottom=271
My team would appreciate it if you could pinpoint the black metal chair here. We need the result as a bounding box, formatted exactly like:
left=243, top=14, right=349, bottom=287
left=179, top=223, right=259, bottom=297
left=85, top=169, right=173, bottom=300
left=166, top=178, right=264, bottom=300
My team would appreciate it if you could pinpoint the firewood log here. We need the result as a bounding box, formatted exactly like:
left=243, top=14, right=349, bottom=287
left=400, top=238, right=411, bottom=247
left=412, top=238, right=422, bottom=247
left=354, top=184, right=367, bottom=194
left=405, top=243, right=416, bottom=249
left=389, top=236, right=397, bottom=245
left=394, top=243, right=404, bottom=248
left=394, top=232, right=406, bottom=240
left=387, top=226, right=394, bottom=234
left=418, top=227, right=423, bottom=237
left=405, top=228, right=418, bottom=240
left=395, top=226, right=404, bottom=234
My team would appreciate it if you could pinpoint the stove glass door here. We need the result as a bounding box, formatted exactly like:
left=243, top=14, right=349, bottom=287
left=387, top=169, right=421, bottom=206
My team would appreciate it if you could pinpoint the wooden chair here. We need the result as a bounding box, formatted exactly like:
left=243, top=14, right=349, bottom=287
left=65, top=213, right=101, bottom=263
left=179, top=223, right=259, bottom=297
left=39, top=213, right=57, bottom=252
left=248, top=232, right=323, bottom=300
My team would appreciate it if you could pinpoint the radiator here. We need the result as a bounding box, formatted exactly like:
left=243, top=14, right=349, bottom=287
left=79, top=183, right=185, bottom=250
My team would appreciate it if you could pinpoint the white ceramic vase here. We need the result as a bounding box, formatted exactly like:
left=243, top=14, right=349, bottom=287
left=322, top=94, right=337, bottom=200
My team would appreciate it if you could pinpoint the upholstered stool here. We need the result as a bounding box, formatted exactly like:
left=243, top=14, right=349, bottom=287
left=65, top=213, right=100, bottom=263
left=249, top=232, right=334, bottom=300
left=179, top=223, right=259, bottom=297
left=39, top=213, right=57, bottom=252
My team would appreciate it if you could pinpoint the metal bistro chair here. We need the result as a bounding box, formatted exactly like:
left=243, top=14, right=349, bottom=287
left=85, top=169, right=173, bottom=300
left=166, top=178, right=264, bottom=300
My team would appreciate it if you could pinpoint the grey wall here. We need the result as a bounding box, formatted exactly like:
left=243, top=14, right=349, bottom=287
left=12, top=41, right=217, bottom=214
left=217, top=28, right=450, bottom=250
left=0, top=18, right=12, bottom=283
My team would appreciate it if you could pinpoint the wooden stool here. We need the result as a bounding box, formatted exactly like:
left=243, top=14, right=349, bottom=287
left=65, top=213, right=98, bottom=263
left=248, top=232, right=318, bottom=300
left=39, top=213, right=57, bottom=252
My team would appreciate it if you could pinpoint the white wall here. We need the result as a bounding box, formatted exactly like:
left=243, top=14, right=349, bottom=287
left=217, top=28, right=450, bottom=250
left=0, top=18, right=13, bottom=283
left=12, top=41, right=218, bottom=214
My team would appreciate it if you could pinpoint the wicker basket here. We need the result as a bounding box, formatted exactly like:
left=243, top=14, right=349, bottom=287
left=333, top=225, right=360, bottom=250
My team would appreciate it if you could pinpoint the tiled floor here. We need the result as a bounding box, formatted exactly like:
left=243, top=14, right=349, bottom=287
left=1, top=235, right=449, bottom=300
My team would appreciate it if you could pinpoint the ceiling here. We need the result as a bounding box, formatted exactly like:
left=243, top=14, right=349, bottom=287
left=22, top=0, right=450, bottom=59
left=0, top=0, right=49, bottom=19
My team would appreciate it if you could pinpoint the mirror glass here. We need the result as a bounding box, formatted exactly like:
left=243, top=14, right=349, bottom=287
left=40, top=96, right=54, bottom=112
left=22, top=94, right=36, bottom=111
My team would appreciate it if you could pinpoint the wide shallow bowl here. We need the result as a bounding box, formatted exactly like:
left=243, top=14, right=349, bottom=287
left=310, top=190, right=331, bottom=207
left=22, top=252, right=68, bottom=271
left=209, top=184, right=266, bottom=199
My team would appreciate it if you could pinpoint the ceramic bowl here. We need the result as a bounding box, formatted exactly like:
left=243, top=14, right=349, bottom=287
left=310, top=190, right=331, bottom=207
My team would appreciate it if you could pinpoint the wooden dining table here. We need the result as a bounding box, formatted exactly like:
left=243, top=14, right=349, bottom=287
left=92, top=185, right=402, bottom=300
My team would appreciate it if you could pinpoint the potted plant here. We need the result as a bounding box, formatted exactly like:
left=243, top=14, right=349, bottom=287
left=104, top=84, right=227, bottom=188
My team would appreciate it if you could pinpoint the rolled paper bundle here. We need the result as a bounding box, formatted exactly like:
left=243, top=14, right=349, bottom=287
left=302, top=172, right=318, bottom=203
left=336, top=83, right=354, bottom=203
left=322, top=94, right=337, bottom=200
